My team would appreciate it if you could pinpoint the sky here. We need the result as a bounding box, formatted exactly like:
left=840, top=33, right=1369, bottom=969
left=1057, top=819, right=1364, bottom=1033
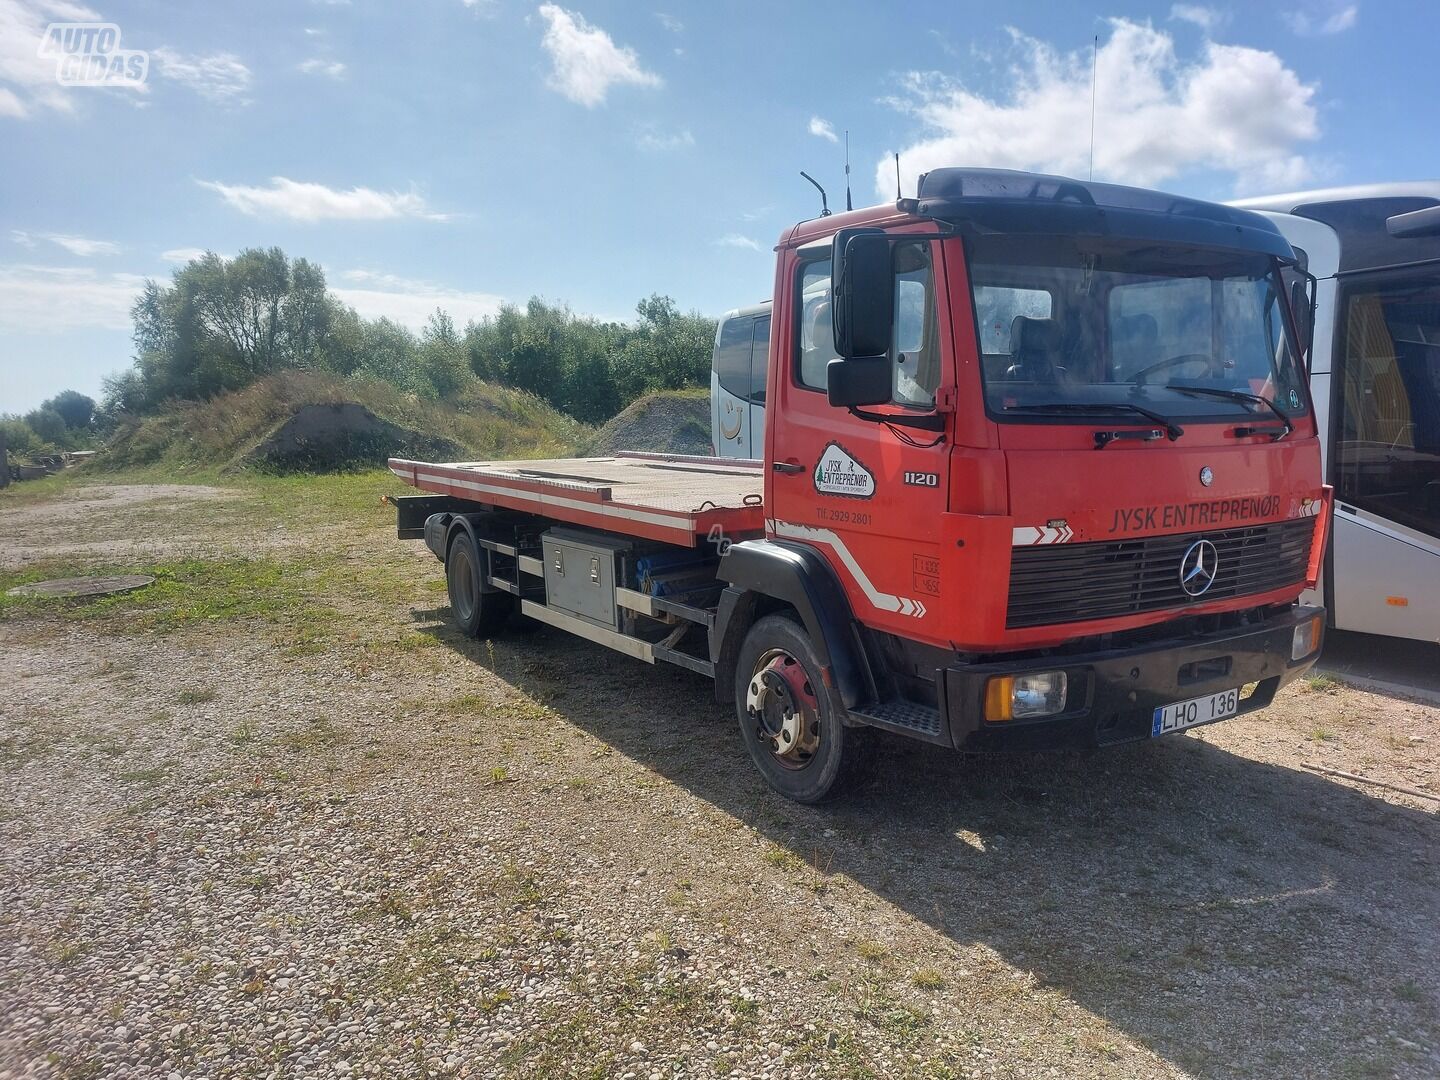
left=2, top=0, right=1438, bottom=413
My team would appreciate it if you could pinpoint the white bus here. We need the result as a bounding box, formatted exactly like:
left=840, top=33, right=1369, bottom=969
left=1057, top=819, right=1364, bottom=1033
left=709, top=301, right=770, bottom=461
left=1234, top=183, right=1440, bottom=644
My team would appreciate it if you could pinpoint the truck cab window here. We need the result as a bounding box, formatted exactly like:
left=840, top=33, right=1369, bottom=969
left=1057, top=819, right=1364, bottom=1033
left=892, top=241, right=939, bottom=407
left=797, top=259, right=837, bottom=390
left=795, top=243, right=939, bottom=407
left=969, top=234, right=1309, bottom=419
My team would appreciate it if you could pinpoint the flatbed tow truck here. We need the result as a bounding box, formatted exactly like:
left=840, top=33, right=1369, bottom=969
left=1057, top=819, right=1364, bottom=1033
left=390, top=168, right=1332, bottom=802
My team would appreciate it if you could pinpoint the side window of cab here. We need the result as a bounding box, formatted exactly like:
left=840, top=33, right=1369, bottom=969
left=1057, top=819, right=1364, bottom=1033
left=794, top=241, right=940, bottom=408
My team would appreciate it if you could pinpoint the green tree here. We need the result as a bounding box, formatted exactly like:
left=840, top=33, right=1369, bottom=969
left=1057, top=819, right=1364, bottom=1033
left=0, top=417, right=41, bottom=454
left=416, top=309, right=472, bottom=399
left=23, top=407, right=67, bottom=444
left=44, top=390, right=96, bottom=430
left=350, top=318, right=422, bottom=392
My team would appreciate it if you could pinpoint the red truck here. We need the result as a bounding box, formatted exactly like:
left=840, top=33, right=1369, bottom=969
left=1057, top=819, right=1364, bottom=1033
left=389, top=168, right=1331, bottom=803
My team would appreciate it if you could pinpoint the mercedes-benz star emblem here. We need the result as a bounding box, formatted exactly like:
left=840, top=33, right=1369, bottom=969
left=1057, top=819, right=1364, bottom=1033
left=1180, top=539, right=1219, bottom=597
left=1200, top=466, right=1214, bottom=487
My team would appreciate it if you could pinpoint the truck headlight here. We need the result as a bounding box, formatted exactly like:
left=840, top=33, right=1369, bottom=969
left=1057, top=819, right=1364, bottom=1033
left=985, top=671, right=1068, bottom=722
left=1291, top=615, right=1323, bottom=661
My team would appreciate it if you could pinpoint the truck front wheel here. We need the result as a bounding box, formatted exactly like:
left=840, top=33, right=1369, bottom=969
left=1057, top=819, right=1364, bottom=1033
left=446, top=531, right=514, bottom=638
left=734, top=614, right=871, bottom=803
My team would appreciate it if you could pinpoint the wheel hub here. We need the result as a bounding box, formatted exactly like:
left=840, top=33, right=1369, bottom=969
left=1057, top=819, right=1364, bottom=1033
left=746, top=650, right=821, bottom=769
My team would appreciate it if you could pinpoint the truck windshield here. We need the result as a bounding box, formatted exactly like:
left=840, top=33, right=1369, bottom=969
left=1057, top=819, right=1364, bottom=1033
left=968, top=234, right=1309, bottom=420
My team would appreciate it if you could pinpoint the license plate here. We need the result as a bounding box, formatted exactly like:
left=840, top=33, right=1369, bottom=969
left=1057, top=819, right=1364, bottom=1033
left=1151, top=687, right=1240, bottom=737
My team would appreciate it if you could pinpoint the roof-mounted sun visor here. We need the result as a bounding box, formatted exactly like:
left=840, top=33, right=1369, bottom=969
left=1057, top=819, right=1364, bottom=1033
left=1386, top=203, right=1440, bottom=239
left=903, top=167, right=1295, bottom=261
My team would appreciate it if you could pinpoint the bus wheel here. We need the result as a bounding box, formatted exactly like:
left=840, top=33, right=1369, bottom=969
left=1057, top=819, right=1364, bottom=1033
left=734, top=613, right=871, bottom=804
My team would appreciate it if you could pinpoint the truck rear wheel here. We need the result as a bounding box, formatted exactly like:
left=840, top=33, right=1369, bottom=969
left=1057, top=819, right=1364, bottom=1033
left=446, top=531, right=514, bottom=638
left=734, top=613, right=871, bottom=803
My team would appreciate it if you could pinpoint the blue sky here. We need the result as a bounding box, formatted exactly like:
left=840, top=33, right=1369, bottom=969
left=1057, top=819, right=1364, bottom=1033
left=2, top=0, right=1437, bottom=412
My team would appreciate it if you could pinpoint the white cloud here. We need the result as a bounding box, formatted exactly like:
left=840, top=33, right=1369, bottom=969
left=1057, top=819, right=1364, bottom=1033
left=1170, top=4, right=1228, bottom=31
left=0, top=0, right=146, bottom=118
left=0, top=263, right=144, bottom=332
left=152, top=46, right=252, bottom=104
left=332, top=270, right=505, bottom=329
left=10, top=230, right=119, bottom=256
left=808, top=116, right=839, bottom=143
left=0, top=85, right=25, bottom=116
left=655, top=12, right=682, bottom=33
left=1285, top=4, right=1358, bottom=35
left=879, top=19, right=1319, bottom=197
left=537, top=3, right=660, bottom=107
left=48, top=234, right=120, bottom=256
left=160, top=247, right=209, bottom=263
left=198, top=177, right=449, bottom=223
left=714, top=234, right=761, bottom=252
left=298, top=57, right=346, bottom=78
left=635, top=126, right=693, bottom=151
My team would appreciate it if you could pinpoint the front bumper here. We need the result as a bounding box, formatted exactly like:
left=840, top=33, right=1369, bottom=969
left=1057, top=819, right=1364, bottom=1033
left=942, top=604, right=1325, bottom=752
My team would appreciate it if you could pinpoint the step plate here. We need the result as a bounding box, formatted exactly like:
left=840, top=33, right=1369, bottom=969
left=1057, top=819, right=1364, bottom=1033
left=851, top=699, right=944, bottom=741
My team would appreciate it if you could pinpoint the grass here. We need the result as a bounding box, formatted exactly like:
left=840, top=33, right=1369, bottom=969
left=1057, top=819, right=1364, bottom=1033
left=911, top=967, right=946, bottom=990
left=761, top=845, right=803, bottom=872
left=1392, top=980, right=1424, bottom=1003
left=855, top=939, right=889, bottom=963
left=1304, top=674, right=1342, bottom=694
left=177, top=687, right=216, bottom=705
left=0, top=554, right=340, bottom=636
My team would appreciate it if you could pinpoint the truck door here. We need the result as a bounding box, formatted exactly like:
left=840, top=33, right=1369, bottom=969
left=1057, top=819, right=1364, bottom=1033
left=766, top=236, right=952, bottom=642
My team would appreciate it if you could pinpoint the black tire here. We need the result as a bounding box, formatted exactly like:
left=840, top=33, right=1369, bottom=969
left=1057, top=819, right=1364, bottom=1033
left=733, top=613, right=872, bottom=804
left=446, top=530, right=514, bottom=638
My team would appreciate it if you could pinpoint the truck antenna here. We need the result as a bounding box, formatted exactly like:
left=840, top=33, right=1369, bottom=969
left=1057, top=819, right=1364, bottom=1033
left=1088, top=34, right=1098, bottom=181
left=894, top=153, right=902, bottom=200
left=844, top=130, right=853, bottom=212
left=800, top=171, right=831, bottom=217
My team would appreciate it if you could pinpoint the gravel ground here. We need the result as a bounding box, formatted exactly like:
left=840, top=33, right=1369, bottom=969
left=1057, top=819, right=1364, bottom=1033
left=1, top=480, right=1436, bottom=1079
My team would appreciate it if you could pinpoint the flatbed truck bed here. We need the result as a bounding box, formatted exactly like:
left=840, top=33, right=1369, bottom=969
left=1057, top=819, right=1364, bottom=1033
left=388, top=451, right=764, bottom=546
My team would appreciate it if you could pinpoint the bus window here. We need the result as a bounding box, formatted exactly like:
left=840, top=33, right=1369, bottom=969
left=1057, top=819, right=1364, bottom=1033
left=750, top=315, right=770, bottom=402
left=715, top=316, right=753, bottom=401
left=1335, top=273, right=1440, bottom=539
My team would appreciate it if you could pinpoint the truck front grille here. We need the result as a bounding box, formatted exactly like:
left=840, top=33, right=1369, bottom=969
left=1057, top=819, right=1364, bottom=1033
left=1006, top=518, right=1315, bottom=629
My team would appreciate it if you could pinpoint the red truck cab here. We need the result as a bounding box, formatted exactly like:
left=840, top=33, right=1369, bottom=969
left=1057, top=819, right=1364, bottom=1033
left=734, top=168, right=1328, bottom=759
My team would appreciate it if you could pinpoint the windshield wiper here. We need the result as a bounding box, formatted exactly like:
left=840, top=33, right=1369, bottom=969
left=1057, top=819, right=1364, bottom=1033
left=1160, top=384, right=1293, bottom=440
left=1005, top=401, right=1184, bottom=447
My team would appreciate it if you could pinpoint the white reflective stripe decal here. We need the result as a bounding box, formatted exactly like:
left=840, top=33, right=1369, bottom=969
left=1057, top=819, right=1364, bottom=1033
left=1013, top=524, right=1073, bottom=546
left=770, top=519, right=927, bottom=618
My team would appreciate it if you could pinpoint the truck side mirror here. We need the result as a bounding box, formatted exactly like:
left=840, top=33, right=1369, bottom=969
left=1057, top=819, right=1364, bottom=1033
left=831, top=230, right=893, bottom=358
left=827, top=355, right=890, bottom=408
left=1289, top=271, right=1317, bottom=367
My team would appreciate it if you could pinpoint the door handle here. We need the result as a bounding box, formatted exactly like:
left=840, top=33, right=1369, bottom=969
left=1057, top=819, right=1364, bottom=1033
left=772, top=461, right=805, bottom=475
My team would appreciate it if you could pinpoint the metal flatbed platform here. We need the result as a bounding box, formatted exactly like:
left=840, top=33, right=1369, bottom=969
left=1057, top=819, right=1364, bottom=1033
left=388, top=452, right=766, bottom=546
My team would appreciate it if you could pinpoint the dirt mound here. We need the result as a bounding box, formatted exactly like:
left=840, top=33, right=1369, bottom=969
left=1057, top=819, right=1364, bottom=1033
left=586, top=389, right=711, bottom=456
left=242, top=403, right=464, bottom=472
left=103, top=372, right=587, bottom=473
